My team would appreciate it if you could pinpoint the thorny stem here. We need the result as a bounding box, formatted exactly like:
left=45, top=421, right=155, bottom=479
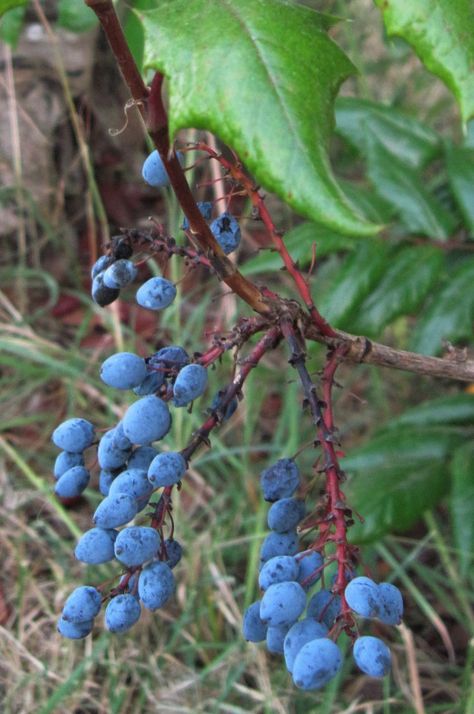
left=282, top=319, right=356, bottom=631
left=190, top=142, right=337, bottom=338
left=149, top=326, right=282, bottom=535
left=86, top=0, right=474, bottom=383
left=181, top=325, right=282, bottom=462
left=86, top=0, right=279, bottom=319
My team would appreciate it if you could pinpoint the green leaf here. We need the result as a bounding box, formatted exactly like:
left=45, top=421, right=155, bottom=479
left=242, top=223, right=354, bottom=276
left=450, top=442, right=474, bottom=577
left=0, top=3, right=25, bottom=46
left=343, top=427, right=462, bottom=543
left=387, top=394, right=474, bottom=429
left=56, top=0, right=98, bottom=33
left=336, top=97, right=441, bottom=169
left=140, top=0, right=378, bottom=237
left=374, top=0, right=474, bottom=123
left=124, top=0, right=156, bottom=73
left=0, top=0, right=26, bottom=17
left=340, top=181, right=395, bottom=225
left=366, top=138, right=458, bottom=238
left=445, top=144, right=474, bottom=235
left=350, top=245, right=444, bottom=336
left=317, top=240, right=391, bottom=327
left=411, top=257, right=474, bottom=355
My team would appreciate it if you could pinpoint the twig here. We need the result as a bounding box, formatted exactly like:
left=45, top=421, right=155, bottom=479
left=304, top=323, right=474, bottom=382
left=188, top=141, right=337, bottom=338
left=86, top=0, right=281, bottom=319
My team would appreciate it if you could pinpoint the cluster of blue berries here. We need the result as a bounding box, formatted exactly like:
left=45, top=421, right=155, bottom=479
left=90, top=237, right=138, bottom=308
left=242, top=457, right=404, bottom=689
left=52, top=342, right=211, bottom=637
left=345, top=576, right=403, bottom=677
left=91, top=247, right=178, bottom=314
left=143, top=150, right=241, bottom=255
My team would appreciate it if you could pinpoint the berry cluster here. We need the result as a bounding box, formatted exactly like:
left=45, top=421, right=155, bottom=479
left=242, top=459, right=403, bottom=689
left=52, top=343, right=199, bottom=635
left=52, top=143, right=405, bottom=693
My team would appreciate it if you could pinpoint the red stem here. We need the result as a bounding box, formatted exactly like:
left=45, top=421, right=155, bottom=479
left=189, top=142, right=337, bottom=338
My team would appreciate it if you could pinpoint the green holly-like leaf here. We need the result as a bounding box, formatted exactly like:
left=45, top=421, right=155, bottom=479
left=0, top=0, right=26, bottom=18
left=450, top=442, right=474, bottom=577
left=387, top=394, right=474, bottom=429
left=374, top=0, right=474, bottom=124
left=336, top=97, right=441, bottom=170
left=350, top=244, right=444, bottom=336
left=344, top=427, right=463, bottom=543
left=445, top=143, right=474, bottom=235
left=140, top=0, right=378, bottom=237
left=411, top=257, right=474, bottom=355
left=365, top=138, right=458, bottom=239
left=57, top=0, right=97, bottom=33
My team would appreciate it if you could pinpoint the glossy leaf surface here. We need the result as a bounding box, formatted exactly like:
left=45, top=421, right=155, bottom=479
left=411, top=257, right=474, bottom=355
left=375, top=0, right=474, bottom=123
left=140, top=0, right=377, bottom=236
left=351, top=245, right=443, bottom=335
left=344, top=427, right=462, bottom=543
left=450, top=442, right=474, bottom=577
left=336, top=97, right=440, bottom=169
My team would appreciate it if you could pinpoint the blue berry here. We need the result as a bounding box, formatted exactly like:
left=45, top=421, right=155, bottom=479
left=147, top=451, right=187, bottom=488
left=267, top=498, right=306, bottom=532
left=258, top=556, right=299, bottom=591
left=259, top=530, right=299, bottom=566
left=283, top=619, right=329, bottom=674
left=114, top=526, right=160, bottom=567
left=99, top=469, right=117, bottom=496
left=104, top=594, right=141, bottom=633
left=266, top=624, right=290, bottom=654
left=52, top=418, right=95, bottom=453
left=57, top=616, right=94, bottom=639
left=103, top=259, right=137, bottom=289
left=91, top=255, right=113, bottom=279
left=210, top=211, right=241, bottom=254
left=172, top=364, right=208, bottom=406
left=127, top=446, right=159, bottom=471
left=163, top=538, right=183, bottom=568
left=75, top=527, right=118, bottom=564
left=153, top=345, right=189, bottom=370
left=136, top=277, right=177, bottom=311
left=54, top=465, right=90, bottom=498
left=260, top=458, right=300, bottom=502
left=93, top=493, right=138, bottom=529
left=111, top=422, right=133, bottom=451
left=297, top=551, right=324, bottom=590
left=108, top=468, right=154, bottom=502
left=209, top=390, right=238, bottom=422
left=138, top=561, right=175, bottom=611
left=242, top=601, right=267, bottom=642
left=98, top=429, right=131, bottom=469
left=100, top=352, right=147, bottom=390
left=353, top=636, right=391, bottom=677
left=53, top=451, right=84, bottom=479
left=133, top=371, right=165, bottom=396
left=91, top=272, right=120, bottom=307
left=292, top=638, right=342, bottom=690
left=260, top=581, right=306, bottom=627
left=344, top=576, right=381, bottom=618
left=62, top=586, right=102, bottom=623
left=142, top=149, right=184, bottom=188
left=378, top=583, right=403, bottom=625
left=182, top=201, right=212, bottom=230
left=307, top=589, right=342, bottom=628
left=122, top=396, right=171, bottom=445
